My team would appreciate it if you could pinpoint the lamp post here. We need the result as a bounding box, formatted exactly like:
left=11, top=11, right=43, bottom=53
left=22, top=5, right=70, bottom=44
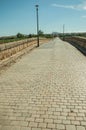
left=63, top=24, right=65, bottom=41
left=35, top=5, right=39, bottom=47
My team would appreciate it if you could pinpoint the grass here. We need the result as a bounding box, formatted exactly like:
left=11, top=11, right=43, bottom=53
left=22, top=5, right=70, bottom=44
left=0, top=37, right=28, bottom=44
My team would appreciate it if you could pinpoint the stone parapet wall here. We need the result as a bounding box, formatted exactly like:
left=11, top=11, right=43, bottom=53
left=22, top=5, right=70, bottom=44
left=0, top=38, right=36, bottom=51
left=0, top=38, right=50, bottom=68
left=65, top=37, right=86, bottom=48
left=0, top=39, right=36, bottom=61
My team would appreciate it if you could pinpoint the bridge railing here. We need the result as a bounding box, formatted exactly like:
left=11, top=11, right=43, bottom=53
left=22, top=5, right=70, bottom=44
left=0, top=38, right=36, bottom=52
left=0, top=38, right=47, bottom=61
left=0, top=37, right=39, bottom=60
left=64, top=36, right=86, bottom=55
left=65, top=36, right=86, bottom=48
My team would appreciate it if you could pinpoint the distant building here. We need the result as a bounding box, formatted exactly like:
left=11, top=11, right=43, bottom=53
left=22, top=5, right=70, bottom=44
left=52, top=32, right=58, bottom=37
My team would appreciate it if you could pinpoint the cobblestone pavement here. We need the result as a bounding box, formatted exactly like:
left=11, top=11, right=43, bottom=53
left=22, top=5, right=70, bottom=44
left=0, top=38, right=86, bottom=130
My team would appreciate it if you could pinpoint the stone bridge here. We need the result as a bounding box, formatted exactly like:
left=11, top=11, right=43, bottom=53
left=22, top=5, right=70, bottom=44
left=0, top=38, right=86, bottom=130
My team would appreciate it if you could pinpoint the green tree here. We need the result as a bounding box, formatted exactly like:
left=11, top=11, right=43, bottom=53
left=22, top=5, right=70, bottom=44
left=28, top=34, right=32, bottom=38
left=17, top=33, right=24, bottom=38
left=38, top=30, right=44, bottom=36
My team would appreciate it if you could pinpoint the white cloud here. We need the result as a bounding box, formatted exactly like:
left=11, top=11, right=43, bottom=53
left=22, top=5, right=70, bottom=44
left=77, top=1, right=86, bottom=10
left=52, top=4, right=75, bottom=9
left=52, top=1, right=86, bottom=10
left=82, top=15, right=86, bottom=18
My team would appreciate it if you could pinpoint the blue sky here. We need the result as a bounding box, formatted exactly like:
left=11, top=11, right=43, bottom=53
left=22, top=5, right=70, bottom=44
left=0, top=0, right=86, bottom=36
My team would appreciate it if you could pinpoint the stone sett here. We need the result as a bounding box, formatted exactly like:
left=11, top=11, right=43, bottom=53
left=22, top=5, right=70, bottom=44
left=0, top=38, right=86, bottom=130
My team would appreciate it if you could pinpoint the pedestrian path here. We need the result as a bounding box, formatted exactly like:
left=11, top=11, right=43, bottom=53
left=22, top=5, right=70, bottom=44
left=0, top=38, right=86, bottom=130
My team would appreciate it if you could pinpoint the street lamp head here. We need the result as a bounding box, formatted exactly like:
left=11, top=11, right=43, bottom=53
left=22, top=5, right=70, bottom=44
left=35, top=5, right=39, bottom=8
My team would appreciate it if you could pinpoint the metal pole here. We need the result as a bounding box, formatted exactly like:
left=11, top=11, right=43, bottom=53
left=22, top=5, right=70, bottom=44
left=63, top=24, right=65, bottom=41
left=35, top=5, right=39, bottom=47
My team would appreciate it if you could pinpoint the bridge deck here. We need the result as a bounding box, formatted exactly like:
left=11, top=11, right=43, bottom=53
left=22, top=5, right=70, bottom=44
left=0, top=38, right=86, bottom=130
